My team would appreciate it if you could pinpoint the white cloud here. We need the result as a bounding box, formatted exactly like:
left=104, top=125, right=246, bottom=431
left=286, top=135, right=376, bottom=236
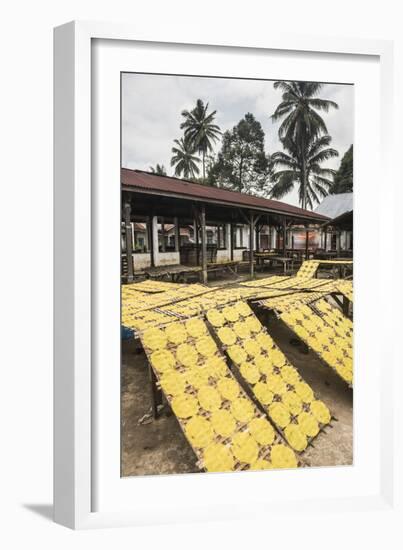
left=122, top=73, right=353, bottom=207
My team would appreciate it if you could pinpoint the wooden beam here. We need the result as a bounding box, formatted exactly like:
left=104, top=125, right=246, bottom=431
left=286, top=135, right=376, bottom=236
left=200, top=205, right=207, bottom=284
left=124, top=201, right=134, bottom=282
left=238, top=208, right=250, bottom=225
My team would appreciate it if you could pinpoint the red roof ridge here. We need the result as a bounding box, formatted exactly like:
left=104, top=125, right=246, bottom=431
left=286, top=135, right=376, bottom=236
left=121, top=168, right=330, bottom=222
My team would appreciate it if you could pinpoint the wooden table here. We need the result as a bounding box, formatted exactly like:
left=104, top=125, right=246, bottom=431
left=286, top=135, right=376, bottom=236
left=255, top=252, right=280, bottom=270
left=316, top=259, right=353, bottom=279
left=145, top=264, right=202, bottom=283
left=271, top=256, right=295, bottom=274
left=313, top=251, right=339, bottom=260
left=207, top=260, right=240, bottom=278
left=255, top=253, right=295, bottom=274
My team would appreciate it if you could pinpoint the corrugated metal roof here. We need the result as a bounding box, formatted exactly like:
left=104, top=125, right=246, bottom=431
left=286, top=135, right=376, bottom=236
left=122, top=169, right=329, bottom=222
left=315, top=193, right=353, bottom=219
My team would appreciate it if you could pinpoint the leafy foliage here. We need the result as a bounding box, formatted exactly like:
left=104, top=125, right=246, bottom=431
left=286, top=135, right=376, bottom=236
left=170, top=138, right=200, bottom=179
left=271, top=81, right=339, bottom=208
left=207, top=113, right=270, bottom=194
left=270, top=135, right=339, bottom=209
left=330, top=145, right=353, bottom=194
left=180, top=99, right=222, bottom=181
left=149, top=164, right=167, bottom=176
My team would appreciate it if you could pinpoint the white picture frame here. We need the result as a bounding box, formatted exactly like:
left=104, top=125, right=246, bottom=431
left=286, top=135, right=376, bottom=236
left=54, top=21, right=397, bottom=530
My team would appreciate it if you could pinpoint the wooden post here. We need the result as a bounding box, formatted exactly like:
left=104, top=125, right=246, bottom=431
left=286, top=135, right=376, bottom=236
left=174, top=216, right=180, bottom=252
left=255, top=225, right=260, bottom=252
left=305, top=227, right=309, bottom=259
left=148, top=361, right=162, bottom=419
left=249, top=212, right=255, bottom=279
left=160, top=217, right=166, bottom=252
left=195, top=219, right=200, bottom=265
left=342, top=295, right=349, bottom=317
left=124, top=201, right=134, bottom=282
left=282, top=217, right=287, bottom=256
left=337, top=231, right=341, bottom=257
left=148, top=215, right=155, bottom=267
left=324, top=226, right=328, bottom=251
left=200, top=205, right=207, bottom=284
left=230, top=222, right=234, bottom=261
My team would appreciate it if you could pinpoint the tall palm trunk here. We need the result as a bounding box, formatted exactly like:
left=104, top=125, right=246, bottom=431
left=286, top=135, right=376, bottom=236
left=202, top=150, right=205, bottom=183
left=301, top=157, right=308, bottom=209
left=301, top=133, right=308, bottom=209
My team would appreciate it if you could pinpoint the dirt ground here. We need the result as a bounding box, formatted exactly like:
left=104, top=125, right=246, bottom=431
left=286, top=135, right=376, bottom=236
left=121, top=272, right=353, bottom=477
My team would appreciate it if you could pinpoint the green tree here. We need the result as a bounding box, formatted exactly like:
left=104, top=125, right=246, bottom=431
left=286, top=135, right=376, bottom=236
left=270, top=134, right=339, bottom=209
left=180, top=99, right=222, bottom=182
left=170, top=138, right=200, bottom=179
left=271, top=81, right=338, bottom=208
left=208, top=113, right=270, bottom=194
left=330, top=145, right=353, bottom=193
left=149, top=164, right=167, bottom=175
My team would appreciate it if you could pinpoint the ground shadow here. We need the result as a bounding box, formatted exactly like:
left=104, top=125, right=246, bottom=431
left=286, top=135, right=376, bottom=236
left=23, top=504, right=53, bottom=522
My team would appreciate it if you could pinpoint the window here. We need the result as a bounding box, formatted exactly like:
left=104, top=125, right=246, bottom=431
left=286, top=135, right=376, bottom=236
left=217, top=224, right=226, bottom=249
left=205, top=224, right=226, bottom=249
left=235, top=225, right=245, bottom=248
left=157, top=217, right=177, bottom=252
left=132, top=219, right=149, bottom=253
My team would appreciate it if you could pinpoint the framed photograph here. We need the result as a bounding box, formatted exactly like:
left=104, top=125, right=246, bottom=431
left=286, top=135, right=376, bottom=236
left=54, top=21, right=396, bottom=529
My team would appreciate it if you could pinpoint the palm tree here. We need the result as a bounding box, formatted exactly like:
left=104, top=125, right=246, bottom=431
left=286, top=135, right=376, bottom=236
left=180, top=99, right=222, bottom=182
left=170, top=138, right=201, bottom=179
left=149, top=164, right=167, bottom=176
left=271, top=81, right=338, bottom=208
left=270, top=134, right=339, bottom=210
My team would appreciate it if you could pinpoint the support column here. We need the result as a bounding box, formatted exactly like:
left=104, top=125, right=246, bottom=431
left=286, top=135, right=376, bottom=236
left=249, top=212, right=255, bottom=279
left=337, top=231, right=341, bottom=257
left=255, top=226, right=260, bottom=252
left=200, top=205, right=207, bottom=284
left=224, top=223, right=231, bottom=261
left=324, top=226, right=328, bottom=251
left=152, top=216, right=159, bottom=266
left=282, top=217, right=287, bottom=256
left=230, top=223, right=234, bottom=261
left=124, top=201, right=134, bottom=282
left=174, top=216, right=180, bottom=252
left=195, top=219, right=200, bottom=265
left=305, top=227, right=309, bottom=259
left=160, top=217, right=166, bottom=252
left=148, top=215, right=155, bottom=267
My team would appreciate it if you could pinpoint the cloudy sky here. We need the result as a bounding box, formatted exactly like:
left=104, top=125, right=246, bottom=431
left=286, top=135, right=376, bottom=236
left=122, top=73, right=354, bottom=208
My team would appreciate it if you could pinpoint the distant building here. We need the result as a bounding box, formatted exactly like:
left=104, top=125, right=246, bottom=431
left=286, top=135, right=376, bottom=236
left=121, top=169, right=329, bottom=278
left=315, top=193, right=353, bottom=253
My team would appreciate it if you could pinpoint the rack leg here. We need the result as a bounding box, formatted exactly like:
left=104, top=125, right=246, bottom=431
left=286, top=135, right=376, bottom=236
left=148, top=362, right=162, bottom=419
